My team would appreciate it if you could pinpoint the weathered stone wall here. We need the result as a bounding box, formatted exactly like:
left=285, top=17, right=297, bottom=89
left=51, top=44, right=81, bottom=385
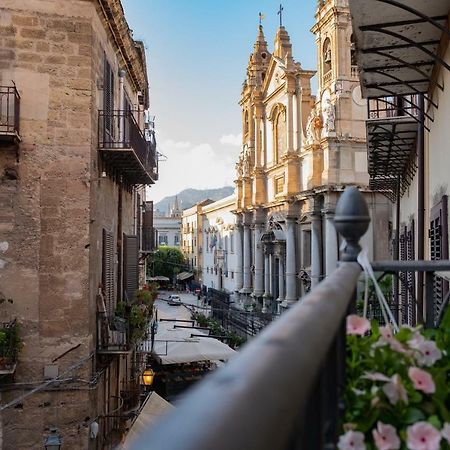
left=0, top=1, right=147, bottom=448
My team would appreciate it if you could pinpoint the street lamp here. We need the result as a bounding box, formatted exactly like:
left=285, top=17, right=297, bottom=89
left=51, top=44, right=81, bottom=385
left=44, top=428, right=62, bottom=450
left=142, top=368, right=155, bottom=387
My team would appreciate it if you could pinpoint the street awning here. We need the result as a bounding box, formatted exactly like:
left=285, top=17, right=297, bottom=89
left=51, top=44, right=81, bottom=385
left=118, top=392, right=174, bottom=449
left=148, top=276, right=170, bottom=282
left=176, top=272, right=194, bottom=281
left=349, top=0, right=450, bottom=99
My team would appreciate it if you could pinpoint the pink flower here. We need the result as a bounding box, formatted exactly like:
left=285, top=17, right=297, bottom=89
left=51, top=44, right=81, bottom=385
left=442, top=423, right=450, bottom=443
left=406, top=422, right=441, bottom=450
left=347, top=315, right=370, bottom=335
left=363, top=373, right=408, bottom=405
left=363, top=372, right=390, bottom=382
left=382, top=374, right=408, bottom=405
left=373, top=325, right=406, bottom=353
left=372, top=422, right=400, bottom=450
left=409, top=338, right=442, bottom=367
left=408, top=367, right=435, bottom=394
left=338, top=430, right=366, bottom=450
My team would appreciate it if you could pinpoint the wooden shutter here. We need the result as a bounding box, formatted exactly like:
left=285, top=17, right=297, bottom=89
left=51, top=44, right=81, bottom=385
left=142, top=201, right=154, bottom=252
left=123, top=234, right=139, bottom=302
left=136, top=193, right=141, bottom=251
left=104, top=56, right=115, bottom=137
left=102, top=229, right=115, bottom=317
left=429, top=196, right=449, bottom=323
left=399, top=228, right=407, bottom=324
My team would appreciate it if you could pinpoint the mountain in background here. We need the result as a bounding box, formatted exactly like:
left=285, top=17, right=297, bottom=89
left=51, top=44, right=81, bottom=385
left=154, top=186, right=235, bottom=215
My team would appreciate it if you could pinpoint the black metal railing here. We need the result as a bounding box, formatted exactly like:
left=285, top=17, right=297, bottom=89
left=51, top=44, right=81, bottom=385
left=96, top=312, right=129, bottom=353
left=0, top=86, right=20, bottom=139
left=0, top=319, right=19, bottom=374
left=98, top=110, right=158, bottom=182
left=368, top=94, right=420, bottom=120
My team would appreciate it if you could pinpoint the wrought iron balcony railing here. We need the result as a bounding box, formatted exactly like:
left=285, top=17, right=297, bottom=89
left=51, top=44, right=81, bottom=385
left=0, top=319, right=20, bottom=375
left=98, top=110, right=158, bottom=185
left=96, top=312, right=130, bottom=354
left=129, top=187, right=450, bottom=450
left=0, top=86, right=20, bottom=144
left=366, top=95, right=421, bottom=201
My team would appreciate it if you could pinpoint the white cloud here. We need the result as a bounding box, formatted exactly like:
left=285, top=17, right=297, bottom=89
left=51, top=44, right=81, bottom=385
left=219, top=133, right=242, bottom=147
left=148, top=139, right=239, bottom=203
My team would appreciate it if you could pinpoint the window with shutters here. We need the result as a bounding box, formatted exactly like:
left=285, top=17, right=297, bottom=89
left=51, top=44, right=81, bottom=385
left=142, top=201, right=154, bottom=252
left=102, top=229, right=116, bottom=317
left=136, top=193, right=141, bottom=250
left=123, top=234, right=139, bottom=303
left=429, top=196, right=449, bottom=323
left=103, top=55, right=115, bottom=137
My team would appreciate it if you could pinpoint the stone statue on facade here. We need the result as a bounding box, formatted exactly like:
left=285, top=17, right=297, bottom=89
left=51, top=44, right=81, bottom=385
left=322, top=98, right=336, bottom=133
left=305, top=111, right=322, bottom=145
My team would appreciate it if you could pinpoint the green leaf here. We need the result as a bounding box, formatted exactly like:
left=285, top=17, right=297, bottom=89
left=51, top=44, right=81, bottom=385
left=428, top=415, right=441, bottom=429
left=403, top=408, right=425, bottom=424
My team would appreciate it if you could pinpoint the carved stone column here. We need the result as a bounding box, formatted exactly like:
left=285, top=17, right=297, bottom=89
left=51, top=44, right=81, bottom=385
left=262, top=246, right=273, bottom=314
left=241, top=212, right=252, bottom=295
left=253, top=218, right=264, bottom=298
left=277, top=253, right=285, bottom=303
left=283, top=217, right=297, bottom=307
left=311, top=209, right=323, bottom=288
left=324, top=208, right=338, bottom=276
left=234, top=214, right=243, bottom=292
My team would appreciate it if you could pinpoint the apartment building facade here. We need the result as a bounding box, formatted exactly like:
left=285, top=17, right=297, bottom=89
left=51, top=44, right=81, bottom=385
left=0, top=1, right=157, bottom=448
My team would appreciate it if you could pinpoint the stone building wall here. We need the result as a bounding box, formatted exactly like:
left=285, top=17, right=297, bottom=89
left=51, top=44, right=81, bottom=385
left=0, top=1, right=149, bottom=448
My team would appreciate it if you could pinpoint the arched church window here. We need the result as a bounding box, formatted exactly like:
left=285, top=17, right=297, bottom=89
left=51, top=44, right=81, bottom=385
left=323, top=38, right=332, bottom=75
left=350, top=34, right=357, bottom=67
left=244, top=110, right=249, bottom=136
left=273, top=106, right=286, bottom=163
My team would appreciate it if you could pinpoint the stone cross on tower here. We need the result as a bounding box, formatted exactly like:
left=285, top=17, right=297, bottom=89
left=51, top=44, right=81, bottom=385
left=258, top=12, right=265, bottom=26
left=277, top=4, right=284, bottom=27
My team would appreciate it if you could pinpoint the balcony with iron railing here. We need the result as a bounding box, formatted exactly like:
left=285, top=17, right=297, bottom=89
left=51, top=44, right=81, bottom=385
left=0, top=319, right=20, bottom=375
left=366, top=95, right=421, bottom=200
left=0, top=86, right=20, bottom=145
left=128, top=187, right=450, bottom=450
left=96, top=312, right=130, bottom=354
left=98, top=110, right=158, bottom=185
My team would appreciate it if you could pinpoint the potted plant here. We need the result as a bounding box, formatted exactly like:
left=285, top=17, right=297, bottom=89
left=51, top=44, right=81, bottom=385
left=339, top=310, right=450, bottom=450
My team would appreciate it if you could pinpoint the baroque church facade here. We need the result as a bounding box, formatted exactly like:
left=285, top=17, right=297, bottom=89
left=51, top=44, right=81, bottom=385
left=231, top=0, right=390, bottom=312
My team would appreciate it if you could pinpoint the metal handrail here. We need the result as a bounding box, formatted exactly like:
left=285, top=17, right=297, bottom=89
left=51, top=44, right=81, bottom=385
left=130, top=187, right=370, bottom=450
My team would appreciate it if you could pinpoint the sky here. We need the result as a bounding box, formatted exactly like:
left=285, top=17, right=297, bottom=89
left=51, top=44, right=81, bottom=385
left=121, top=0, right=318, bottom=203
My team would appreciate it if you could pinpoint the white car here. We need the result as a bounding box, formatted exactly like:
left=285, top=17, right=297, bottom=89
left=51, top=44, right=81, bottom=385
left=168, top=295, right=181, bottom=306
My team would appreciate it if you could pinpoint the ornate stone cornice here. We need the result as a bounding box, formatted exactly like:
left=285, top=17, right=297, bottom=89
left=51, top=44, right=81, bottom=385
left=98, top=0, right=148, bottom=100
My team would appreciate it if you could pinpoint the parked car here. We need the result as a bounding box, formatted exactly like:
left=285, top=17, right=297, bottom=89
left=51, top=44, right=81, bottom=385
left=168, top=294, right=182, bottom=306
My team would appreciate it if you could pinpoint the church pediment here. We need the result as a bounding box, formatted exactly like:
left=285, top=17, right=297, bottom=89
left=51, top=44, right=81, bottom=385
left=263, top=56, right=287, bottom=98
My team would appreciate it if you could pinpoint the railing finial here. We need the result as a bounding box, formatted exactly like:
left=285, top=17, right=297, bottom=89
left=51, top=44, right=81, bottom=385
left=334, top=187, right=370, bottom=262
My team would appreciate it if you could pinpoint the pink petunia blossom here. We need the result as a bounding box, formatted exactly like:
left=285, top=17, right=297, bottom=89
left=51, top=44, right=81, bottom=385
left=337, top=430, right=366, bottom=450
left=406, top=422, right=441, bottom=450
left=363, top=372, right=390, bottom=382
left=409, top=337, right=442, bottom=367
left=442, top=423, right=450, bottom=444
left=347, top=315, right=371, bottom=335
left=372, top=421, right=401, bottom=450
left=382, top=374, right=408, bottom=405
left=408, top=367, right=435, bottom=394
left=373, top=325, right=406, bottom=353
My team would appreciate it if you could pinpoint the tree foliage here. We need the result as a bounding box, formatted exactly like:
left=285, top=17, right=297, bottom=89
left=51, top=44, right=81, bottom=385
left=148, top=246, right=187, bottom=281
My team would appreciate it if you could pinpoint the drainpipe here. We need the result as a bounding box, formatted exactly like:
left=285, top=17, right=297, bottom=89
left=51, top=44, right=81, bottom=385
left=417, top=94, right=425, bottom=324
left=118, top=69, right=125, bottom=143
